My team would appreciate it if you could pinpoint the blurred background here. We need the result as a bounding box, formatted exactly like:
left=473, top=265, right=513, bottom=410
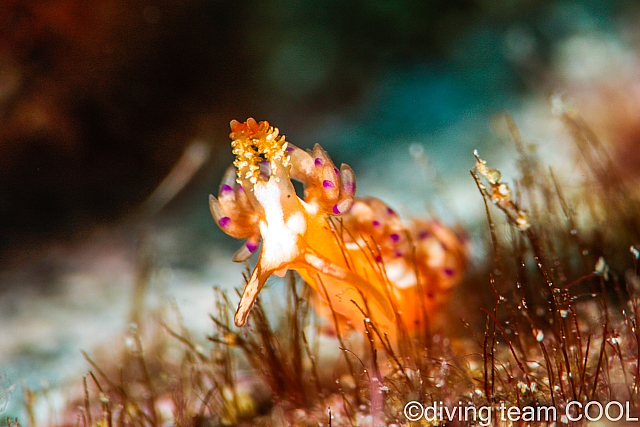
left=2, top=0, right=640, bottom=422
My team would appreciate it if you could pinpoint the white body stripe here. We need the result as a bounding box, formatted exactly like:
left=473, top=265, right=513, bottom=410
left=254, top=179, right=306, bottom=269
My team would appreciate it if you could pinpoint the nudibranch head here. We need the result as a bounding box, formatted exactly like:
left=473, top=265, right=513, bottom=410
left=229, top=118, right=290, bottom=186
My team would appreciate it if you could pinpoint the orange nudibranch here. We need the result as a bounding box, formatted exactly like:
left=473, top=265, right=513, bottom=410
left=209, top=118, right=466, bottom=335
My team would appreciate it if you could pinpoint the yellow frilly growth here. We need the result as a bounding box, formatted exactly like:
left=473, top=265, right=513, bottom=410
left=230, top=118, right=290, bottom=185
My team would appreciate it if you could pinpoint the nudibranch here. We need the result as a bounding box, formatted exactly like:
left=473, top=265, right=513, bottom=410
left=210, top=118, right=466, bottom=335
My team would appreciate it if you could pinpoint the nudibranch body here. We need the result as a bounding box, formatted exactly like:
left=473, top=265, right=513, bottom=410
left=210, top=118, right=466, bottom=335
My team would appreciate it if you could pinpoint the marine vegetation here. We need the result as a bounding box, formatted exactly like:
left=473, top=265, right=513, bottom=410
left=28, top=112, right=640, bottom=426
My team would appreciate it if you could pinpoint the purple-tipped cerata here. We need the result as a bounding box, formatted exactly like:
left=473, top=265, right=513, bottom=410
left=342, top=181, right=355, bottom=195
left=418, top=230, right=430, bottom=239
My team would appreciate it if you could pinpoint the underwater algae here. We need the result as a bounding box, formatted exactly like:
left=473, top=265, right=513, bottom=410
left=24, top=111, right=640, bottom=426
